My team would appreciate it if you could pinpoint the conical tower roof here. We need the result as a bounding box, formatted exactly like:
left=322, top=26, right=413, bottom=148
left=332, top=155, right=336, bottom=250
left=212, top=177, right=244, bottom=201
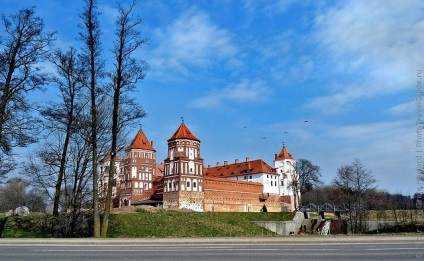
left=275, top=145, right=294, bottom=160
left=168, top=122, right=199, bottom=142
left=127, top=129, right=155, bottom=151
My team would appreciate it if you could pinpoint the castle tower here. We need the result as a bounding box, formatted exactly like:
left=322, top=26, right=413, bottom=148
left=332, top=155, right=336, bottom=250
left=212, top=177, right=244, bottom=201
left=99, top=150, right=121, bottom=208
left=120, top=129, right=156, bottom=206
left=274, top=144, right=297, bottom=209
left=163, top=121, right=204, bottom=211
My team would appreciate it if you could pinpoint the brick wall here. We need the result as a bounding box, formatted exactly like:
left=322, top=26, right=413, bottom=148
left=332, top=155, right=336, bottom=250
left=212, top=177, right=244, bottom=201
left=162, top=177, right=294, bottom=212
left=203, top=177, right=291, bottom=212
left=163, top=191, right=180, bottom=208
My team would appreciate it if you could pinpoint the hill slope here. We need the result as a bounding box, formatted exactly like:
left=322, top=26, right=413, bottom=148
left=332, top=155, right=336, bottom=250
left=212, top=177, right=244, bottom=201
left=1, top=210, right=295, bottom=238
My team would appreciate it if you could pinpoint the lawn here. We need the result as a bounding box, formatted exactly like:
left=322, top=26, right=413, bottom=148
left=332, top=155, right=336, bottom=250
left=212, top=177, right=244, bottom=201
left=1, top=209, right=295, bottom=238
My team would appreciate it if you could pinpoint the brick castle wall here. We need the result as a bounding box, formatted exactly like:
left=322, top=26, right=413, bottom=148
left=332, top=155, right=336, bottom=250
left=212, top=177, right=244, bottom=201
left=203, top=177, right=286, bottom=212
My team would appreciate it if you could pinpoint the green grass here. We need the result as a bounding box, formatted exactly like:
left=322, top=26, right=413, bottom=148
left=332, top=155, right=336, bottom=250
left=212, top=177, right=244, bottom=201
left=108, top=211, right=295, bottom=237
left=366, top=209, right=423, bottom=222
left=1, top=213, right=52, bottom=238
left=1, top=211, right=295, bottom=238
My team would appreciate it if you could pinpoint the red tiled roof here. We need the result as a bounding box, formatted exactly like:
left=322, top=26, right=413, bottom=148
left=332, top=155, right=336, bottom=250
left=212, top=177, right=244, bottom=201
left=153, top=175, right=164, bottom=183
left=168, top=122, right=199, bottom=142
left=155, top=163, right=164, bottom=177
left=204, top=159, right=276, bottom=178
left=126, top=129, right=155, bottom=151
left=275, top=146, right=294, bottom=160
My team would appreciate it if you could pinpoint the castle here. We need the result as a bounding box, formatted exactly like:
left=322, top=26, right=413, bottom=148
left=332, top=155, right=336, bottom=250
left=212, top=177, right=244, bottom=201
left=99, top=121, right=298, bottom=212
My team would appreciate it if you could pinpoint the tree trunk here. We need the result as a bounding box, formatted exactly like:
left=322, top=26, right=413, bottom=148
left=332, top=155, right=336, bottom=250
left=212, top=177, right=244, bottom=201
left=101, top=40, right=122, bottom=237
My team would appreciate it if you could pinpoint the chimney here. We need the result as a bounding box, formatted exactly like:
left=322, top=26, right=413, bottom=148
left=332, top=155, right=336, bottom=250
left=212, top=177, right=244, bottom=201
left=216, top=162, right=220, bottom=166
left=235, top=159, right=239, bottom=163
left=245, top=157, right=250, bottom=162
left=274, top=153, right=277, bottom=160
left=151, top=141, right=154, bottom=147
left=224, top=161, right=228, bottom=165
left=208, top=164, right=211, bottom=168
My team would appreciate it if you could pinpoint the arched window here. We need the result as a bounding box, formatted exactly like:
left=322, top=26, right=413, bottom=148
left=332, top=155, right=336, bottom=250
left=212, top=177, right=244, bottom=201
left=187, top=181, right=190, bottom=188
left=193, top=182, right=197, bottom=188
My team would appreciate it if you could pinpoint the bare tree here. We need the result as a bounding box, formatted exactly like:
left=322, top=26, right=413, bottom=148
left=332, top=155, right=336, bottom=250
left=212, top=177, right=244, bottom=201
left=0, top=7, right=55, bottom=179
left=0, top=178, right=28, bottom=212
left=24, top=119, right=94, bottom=237
left=0, top=178, right=46, bottom=212
left=79, top=0, right=105, bottom=238
left=101, top=0, right=148, bottom=237
left=0, top=154, right=14, bottom=183
left=43, top=47, right=86, bottom=221
left=332, top=159, right=377, bottom=233
left=290, top=158, right=322, bottom=208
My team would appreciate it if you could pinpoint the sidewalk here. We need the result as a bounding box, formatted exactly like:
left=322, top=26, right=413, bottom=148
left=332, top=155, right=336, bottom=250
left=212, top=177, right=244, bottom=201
left=0, top=235, right=423, bottom=245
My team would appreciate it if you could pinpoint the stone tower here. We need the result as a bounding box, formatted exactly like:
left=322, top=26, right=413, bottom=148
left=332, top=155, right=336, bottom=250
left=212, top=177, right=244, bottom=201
left=163, top=121, right=204, bottom=211
left=274, top=144, right=297, bottom=209
left=120, top=129, right=156, bottom=206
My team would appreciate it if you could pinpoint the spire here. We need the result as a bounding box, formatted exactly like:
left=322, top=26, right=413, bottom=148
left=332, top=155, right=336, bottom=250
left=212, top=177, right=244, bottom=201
left=275, top=144, right=294, bottom=160
left=168, top=121, right=199, bottom=142
left=127, top=129, right=155, bottom=151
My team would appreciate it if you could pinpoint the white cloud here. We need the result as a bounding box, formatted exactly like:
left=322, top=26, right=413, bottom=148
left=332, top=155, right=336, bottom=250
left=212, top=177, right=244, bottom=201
left=388, top=100, right=415, bottom=115
left=191, top=79, right=271, bottom=109
left=149, top=7, right=237, bottom=78
left=307, top=84, right=369, bottom=114
left=310, top=0, right=424, bottom=113
left=299, top=119, right=415, bottom=192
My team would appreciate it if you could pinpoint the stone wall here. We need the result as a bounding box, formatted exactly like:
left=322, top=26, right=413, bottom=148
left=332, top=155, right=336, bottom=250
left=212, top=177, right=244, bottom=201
left=163, top=191, right=180, bottom=209
left=161, top=177, right=294, bottom=212
left=178, top=191, right=204, bottom=211
left=253, top=212, right=305, bottom=235
left=203, top=177, right=290, bottom=212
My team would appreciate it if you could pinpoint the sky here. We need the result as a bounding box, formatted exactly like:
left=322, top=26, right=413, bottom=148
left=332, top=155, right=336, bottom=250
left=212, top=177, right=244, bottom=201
left=1, top=0, right=422, bottom=196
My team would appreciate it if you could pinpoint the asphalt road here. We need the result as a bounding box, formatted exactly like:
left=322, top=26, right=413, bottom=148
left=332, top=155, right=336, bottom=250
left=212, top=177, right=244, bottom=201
left=1, top=236, right=424, bottom=261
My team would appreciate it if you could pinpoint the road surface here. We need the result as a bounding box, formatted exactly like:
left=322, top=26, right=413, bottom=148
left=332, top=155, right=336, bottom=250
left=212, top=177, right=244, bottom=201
left=0, top=236, right=423, bottom=261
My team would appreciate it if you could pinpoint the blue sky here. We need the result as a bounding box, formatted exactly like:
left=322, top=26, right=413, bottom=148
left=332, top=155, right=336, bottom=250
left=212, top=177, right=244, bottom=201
left=2, top=0, right=422, bottom=195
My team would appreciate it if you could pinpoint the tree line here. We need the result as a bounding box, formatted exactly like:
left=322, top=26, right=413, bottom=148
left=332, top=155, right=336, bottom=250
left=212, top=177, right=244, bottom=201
left=0, top=0, right=147, bottom=237
left=291, top=158, right=422, bottom=233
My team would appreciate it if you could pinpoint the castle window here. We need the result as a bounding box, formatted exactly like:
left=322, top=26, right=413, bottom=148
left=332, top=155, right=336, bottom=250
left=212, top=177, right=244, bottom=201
left=187, top=181, right=190, bottom=188
left=193, top=182, right=196, bottom=188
